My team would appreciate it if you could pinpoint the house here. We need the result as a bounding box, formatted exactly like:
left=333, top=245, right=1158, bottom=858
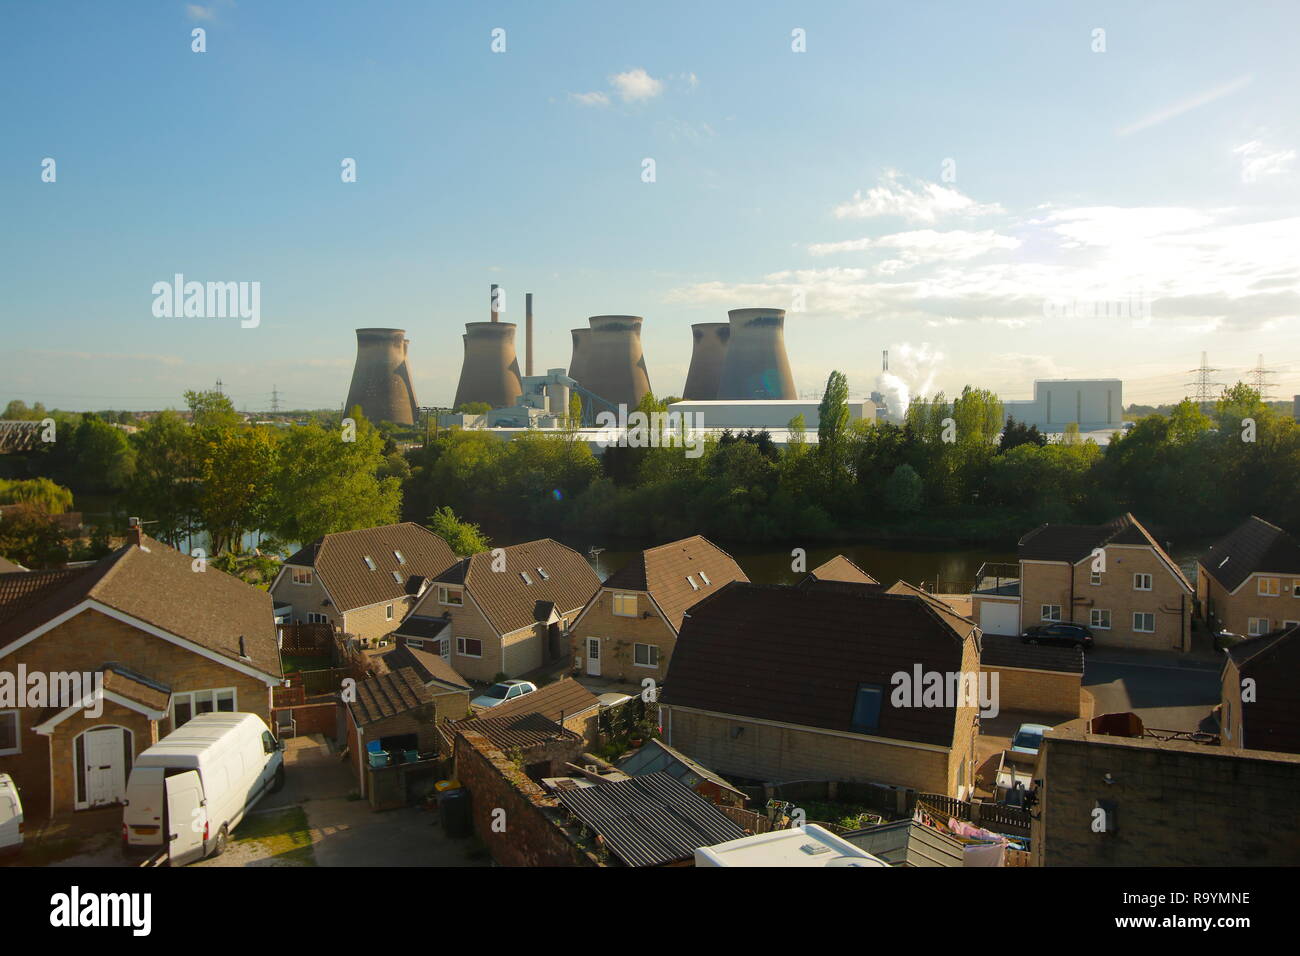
left=1220, top=623, right=1300, bottom=754
left=616, top=737, right=748, bottom=807
left=0, top=527, right=282, bottom=821
left=269, top=523, right=457, bottom=645
left=569, top=535, right=748, bottom=683
left=1031, top=718, right=1300, bottom=866
left=370, top=642, right=473, bottom=726
left=465, top=676, right=600, bottom=744
left=407, top=538, right=600, bottom=683
left=803, top=554, right=879, bottom=586
left=344, top=666, right=441, bottom=807
left=1196, top=516, right=1300, bottom=638
left=659, top=581, right=982, bottom=797
left=972, top=513, right=1193, bottom=652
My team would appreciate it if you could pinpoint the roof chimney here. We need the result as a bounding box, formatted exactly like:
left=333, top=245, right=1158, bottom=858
left=127, top=516, right=143, bottom=547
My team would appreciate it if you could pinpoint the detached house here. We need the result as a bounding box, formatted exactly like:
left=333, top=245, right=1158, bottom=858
left=407, top=539, right=600, bottom=683
left=1219, top=623, right=1300, bottom=755
left=660, top=582, right=982, bottom=797
left=0, top=528, right=282, bottom=821
left=1197, top=516, right=1300, bottom=638
left=972, top=513, right=1193, bottom=652
left=269, top=523, right=457, bottom=645
left=569, top=536, right=749, bottom=683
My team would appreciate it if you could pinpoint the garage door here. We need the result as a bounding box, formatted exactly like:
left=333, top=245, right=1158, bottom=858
left=979, top=601, right=1019, bottom=636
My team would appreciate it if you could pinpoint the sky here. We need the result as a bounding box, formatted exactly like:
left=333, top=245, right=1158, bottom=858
left=2, top=0, right=1299, bottom=413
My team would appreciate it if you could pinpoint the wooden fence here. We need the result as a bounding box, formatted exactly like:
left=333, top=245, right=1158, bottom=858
left=278, top=623, right=335, bottom=657
left=917, top=792, right=1031, bottom=836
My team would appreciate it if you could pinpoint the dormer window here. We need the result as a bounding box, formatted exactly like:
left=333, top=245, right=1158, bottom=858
left=363, top=556, right=376, bottom=571
left=536, top=567, right=550, bottom=580
left=520, top=571, right=534, bottom=585
left=687, top=575, right=699, bottom=590
left=394, top=550, right=406, bottom=565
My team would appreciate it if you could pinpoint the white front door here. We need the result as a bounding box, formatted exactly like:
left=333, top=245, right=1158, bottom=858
left=586, top=638, right=601, bottom=677
left=83, top=727, right=128, bottom=808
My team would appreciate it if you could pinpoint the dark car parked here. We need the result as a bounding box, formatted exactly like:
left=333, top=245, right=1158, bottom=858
left=1022, top=622, right=1093, bottom=649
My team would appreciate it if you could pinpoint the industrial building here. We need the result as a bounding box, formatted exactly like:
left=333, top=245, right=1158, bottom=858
left=716, top=307, right=797, bottom=400
left=668, top=399, right=877, bottom=432
left=344, top=328, right=419, bottom=425
left=1001, top=379, right=1124, bottom=433
left=577, top=314, right=652, bottom=409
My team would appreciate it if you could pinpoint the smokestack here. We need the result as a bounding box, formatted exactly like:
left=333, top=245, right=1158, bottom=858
left=682, top=322, right=730, bottom=400
left=344, top=328, right=419, bottom=425
left=526, top=293, right=534, bottom=377
left=582, top=315, right=652, bottom=409
left=883, top=349, right=889, bottom=373
left=568, top=328, right=591, bottom=386
left=490, top=284, right=500, bottom=322
left=453, top=322, right=523, bottom=409
left=716, top=308, right=797, bottom=400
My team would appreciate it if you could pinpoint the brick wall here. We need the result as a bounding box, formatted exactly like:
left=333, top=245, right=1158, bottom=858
left=343, top=598, right=416, bottom=646
left=1032, top=728, right=1300, bottom=865
left=571, top=589, right=675, bottom=683
left=982, top=665, right=1084, bottom=719
left=452, top=729, right=595, bottom=867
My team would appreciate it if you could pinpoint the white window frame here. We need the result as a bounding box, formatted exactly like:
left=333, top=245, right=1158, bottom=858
left=1041, top=605, right=1062, bottom=622
left=1292, top=579, right=1300, bottom=598
left=438, top=587, right=464, bottom=607
left=457, top=637, right=483, bottom=658
left=536, top=567, right=550, bottom=581
left=393, top=550, right=406, bottom=565
left=1090, top=609, right=1111, bottom=630
left=385, top=604, right=394, bottom=621
left=1133, top=573, right=1153, bottom=592
left=171, top=688, right=237, bottom=728
left=519, top=571, right=533, bottom=585
left=687, top=575, right=699, bottom=591
left=1282, top=619, right=1300, bottom=629
left=612, top=593, right=638, bottom=617
left=699, top=572, right=711, bottom=586
left=363, top=556, right=376, bottom=571
left=633, top=643, right=660, bottom=668
left=291, top=567, right=312, bottom=586
left=1257, top=576, right=1281, bottom=597
left=0, top=709, right=20, bottom=756
left=307, top=612, right=329, bottom=624
left=406, top=638, right=425, bottom=649
left=1089, top=571, right=1101, bottom=586
left=1248, top=617, right=1269, bottom=637
left=1133, top=612, right=1155, bottom=633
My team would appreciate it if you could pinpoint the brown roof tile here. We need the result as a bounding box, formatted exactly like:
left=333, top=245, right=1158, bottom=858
left=382, top=643, right=471, bottom=691
left=602, top=536, right=749, bottom=632
left=349, top=666, right=435, bottom=726
left=482, top=677, right=599, bottom=724
left=808, top=554, right=879, bottom=585
left=1201, top=516, right=1300, bottom=592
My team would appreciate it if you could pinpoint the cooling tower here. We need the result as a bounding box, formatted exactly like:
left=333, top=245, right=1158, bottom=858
left=582, top=315, right=652, bottom=409
left=716, top=307, right=797, bottom=400
left=453, top=322, right=523, bottom=409
left=568, top=328, right=591, bottom=387
left=344, top=328, right=419, bottom=425
left=682, top=322, right=731, bottom=400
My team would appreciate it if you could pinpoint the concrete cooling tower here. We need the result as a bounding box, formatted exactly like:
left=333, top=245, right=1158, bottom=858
left=344, top=328, right=419, bottom=425
left=581, top=315, right=652, bottom=409
left=682, top=322, right=731, bottom=400
left=568, top=329, right=591, bottom=388
left=716, top=307, right=797, bottom=400
left=453, top=321, right=523, bottom=409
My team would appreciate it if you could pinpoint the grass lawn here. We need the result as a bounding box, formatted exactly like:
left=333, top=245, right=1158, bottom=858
left=232, top=806, right=317, bottom=866
left=280, top=654, right=330, bottom=674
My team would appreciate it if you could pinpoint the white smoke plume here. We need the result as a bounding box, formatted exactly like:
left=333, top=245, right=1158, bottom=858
left=876, top=342, right=944, bottom=421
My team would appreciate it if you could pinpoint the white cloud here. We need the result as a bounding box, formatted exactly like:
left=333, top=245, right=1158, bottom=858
left=570, top=91, right=610, bottom=108
left=809, top=228, right=1021, bottom=265
left=610, top=68, right=664, bottom=103
left=833, top=170, right=1003, bottom=224
left=1116, top=75, right=1253, bottom=136
left=1233, top=140, right=1296, bottom=183
left=186, top=4, right=216, bottom=21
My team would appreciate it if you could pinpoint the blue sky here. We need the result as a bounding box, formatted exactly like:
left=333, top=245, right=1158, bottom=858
left=3, top=0, right=1298, bottom=412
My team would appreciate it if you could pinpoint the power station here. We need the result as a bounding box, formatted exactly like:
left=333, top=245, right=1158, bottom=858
left=344, top=328, right=419, bottom=425
left=578, top=315, right=652, bottom=409
left=452, top=287, right=524, bottom=409
left=716, top=307, right=797, bottom=400
left=682, top=322, right=730, bottom=400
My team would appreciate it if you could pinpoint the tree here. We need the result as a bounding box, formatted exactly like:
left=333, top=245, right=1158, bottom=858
left=0, top=478, right=73, bottom=514
left=124, top=410, right=198, bottom=546
left=193, top=426, right=277, bottom=555
left=185, top=389, right=241, bottom=429
left=426, top=505, right=491, bottom=556
left=998, top=415, right=1047, bottom=453
left=883, top=464, right=923, bottom=514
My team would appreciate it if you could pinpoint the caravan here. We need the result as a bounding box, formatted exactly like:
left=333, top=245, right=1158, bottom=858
left=123, top=712, right=285, bottom=865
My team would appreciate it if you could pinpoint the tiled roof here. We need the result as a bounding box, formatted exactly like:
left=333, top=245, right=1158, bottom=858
left=980, top=634, right=1084, bottom=674
left=0, top=556, right=27, bottom=573
left=430, top=539, right=599, bottom=636
left=1227, top=624, right=1300, bottom=754
left=479, top=677, right=599, bottom=725
left=393, top=615, right=449, bottom=640
left=554, top=772, right=747, bottom=867
left=0, top=536, right=281, bottom=679
left=601, top=536, right=749, bottom=632
left=100, top=662, right=172, bottom=712
left=285, top=523, right=457, bottom=614
left=1019, top=513, right=1192, bottom=590
left=1200, top=516, right=1300, bottom=592
left=381, top=643, right=471, bottom=692
left=661, top=582, right=974, bottom=747
left=883, top=580, right=978, bottom=640
left=808, top=554, right=879, bottom=585
left=349, top=667, right=434, bottom=726
left=448, top=710, right=580, bottom=752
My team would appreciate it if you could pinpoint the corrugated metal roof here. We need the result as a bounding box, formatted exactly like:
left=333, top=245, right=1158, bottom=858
left=616, top=738, right=745, bottom=797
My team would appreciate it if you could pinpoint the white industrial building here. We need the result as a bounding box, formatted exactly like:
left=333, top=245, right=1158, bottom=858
left=667, top=398, right=877, bottom=432
left=1001, top=379, right=1123, bottom=433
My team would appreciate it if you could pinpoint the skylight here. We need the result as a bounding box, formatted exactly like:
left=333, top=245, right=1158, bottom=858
left=699, top=572, right=711, bottom=586
left=391, top=571, right=403, bottom=584
left=520, top=571, right=534, bottom=585
left=363, top=556, right=376, bottom=571
left=537, top=567, right=550, bottom=580
left=394, top=550, right=406, bottom=565
left=687, top=575, right=699, bottom=590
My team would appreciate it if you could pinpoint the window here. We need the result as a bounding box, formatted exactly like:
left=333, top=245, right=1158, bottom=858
left=612, top=593, right=638, bottom=617
left=385, top=604, right=394, bottom=621
left=520, top=571, right=534, bottom=585
left=1041, top=605, right=1062, bottom=622
left=699, top=572, right=711, bottom=586
left=536, top=567, right=550, bottom=580
left=1090, top=571, right=1102, bottom=586
left=1133, top=573, right=1153, bottom=591
left=172, top=689, right=236, bottom=728
left=1283, top=620, right=1299, bottom=629
left=438, top=587, right=463, bottom=606
left=391, top=571, right=403, bottom=584
left=1133, top=612, right=1155, bottom=633
left=406, top=639, right=425, bottom=649
left=307, top=612, right=328, bottom=624
left=634, top=643, right=659, bottom=668
left=1090, top=609, right=1111, bottom=629
left=393, top=550, right=406, bottom=565
left=457, top=637, right=482, bottom=658
left=1292, top=579, right=1300, bottom=598
left=291, top=567, right=312, bottom=586
left=1258, top=576, right=1281, bottom=597
left=0, top=710, right=19, bottom=756
left=687, top=575, right=699, bottom=590
left=363, top=555, right=376, bottom=571
left=1248, top=617, right=1269, bottom=637
left=850, top=684, right=884, bottom=732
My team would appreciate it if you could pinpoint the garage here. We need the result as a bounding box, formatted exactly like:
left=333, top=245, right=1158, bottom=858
left=979, top=600, right=1020, bottom=636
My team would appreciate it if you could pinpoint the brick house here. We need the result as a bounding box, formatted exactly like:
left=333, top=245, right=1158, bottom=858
left=0, top=528, right=282, bottom=822
left=406, top=539, right=600, bottom=683
left=344, top=667, right=441, bottom=804
left=269, top=523, right=457, bottom=645
left=973, top=513, right=1193, bottom=651
left=659, top=581, right=982, bottom=798
left=1219, top=623, right=1300, bottom=755
left=1196, top=516, right=1300, bottom=638
left=568, top=535, right=748, bottom=685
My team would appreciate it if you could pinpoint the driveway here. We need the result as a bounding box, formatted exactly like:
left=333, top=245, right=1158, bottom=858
left=1083, top=658, right=1221, bottom=734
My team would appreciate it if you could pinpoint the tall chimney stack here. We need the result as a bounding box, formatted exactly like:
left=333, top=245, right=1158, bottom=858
left=526, top=293, right=534, bottom=377
left=490, top=284, right=500, bottom=322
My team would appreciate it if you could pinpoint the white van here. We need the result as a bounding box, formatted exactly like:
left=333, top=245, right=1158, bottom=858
left=123, top=712, right=285, bottom=865
left=0, top=773, right=23, bottom=854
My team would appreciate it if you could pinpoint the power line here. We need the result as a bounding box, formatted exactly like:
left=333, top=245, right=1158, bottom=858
left=1185, top=351, right=1223, bottom=406
left=1247, top=353, right=1278, bottom=400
